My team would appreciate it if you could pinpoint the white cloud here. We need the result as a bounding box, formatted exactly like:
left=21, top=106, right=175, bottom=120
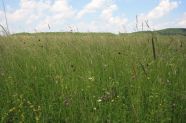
left=130, top=0, right=180, bottom=31
left=1, top=0, right=181, bottom=33
left=75, top=10, right=127, bottom=33
left=77, top=0, right=107, bottom=18
left=101, top=4, right=127, bottom=27
left=0, top=11, right=4, bottom=23
left=146, top=0, right=179, bottom=20
left=35, top=0, right=76, bottom=31
left=178, top=12, right=186, bottom=27
left=51, top=0, right=72, bottom=13
left=76, top=20, right=121, bottom=33
left=8, top=0, right=50, bottom=21
left=76, top=0, right=127, bottom=33
left=2, top=0, right=125, bottom=33
left=0, top=0, right=76, bottom=32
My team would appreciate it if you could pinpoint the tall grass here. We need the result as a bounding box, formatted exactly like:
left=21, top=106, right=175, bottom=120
left=0, top=24, right=9, bottom=36
left=1, top=0, right=10, bottom=34
left=0, top=33, right=185, bottom=123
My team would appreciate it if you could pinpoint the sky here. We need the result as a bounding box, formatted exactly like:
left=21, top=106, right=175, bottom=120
left=0, top=0, right=186, bottom=33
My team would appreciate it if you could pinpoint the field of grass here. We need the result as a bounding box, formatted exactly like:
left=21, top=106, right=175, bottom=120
left=0, top=32, right=186, bottom=123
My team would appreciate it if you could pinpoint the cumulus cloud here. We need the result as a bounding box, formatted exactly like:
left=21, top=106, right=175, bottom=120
left=76, top=20, right=125, bottom=33
left=0, top=0, right=182, bottom=33
left=132, top=0, right=180, bottom=31
left=178, top=12, right=186, bottom=27
left=8, top=0, right=50, bottom=22
left=0, top=11, right=4, bottom=23
left=101, top=4, right=127, bottom=27
left=0, top=0, right=76, bottom=32
left=146, top=0, right=179, bottom=20
left=76, top=0, right=127, bottom=32
left=77, top=0, right=107, bottom=18
left=35, top=0, right=76, bottom=31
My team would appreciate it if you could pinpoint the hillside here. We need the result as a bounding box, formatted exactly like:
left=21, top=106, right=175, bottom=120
left=9, top=28, right=186, bottom=37
left=120, top=28, right=186, bottom=36
left=156, top=28, right=186, bottom=35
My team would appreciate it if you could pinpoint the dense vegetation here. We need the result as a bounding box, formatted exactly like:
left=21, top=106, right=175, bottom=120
left=0, top=32, right=185, bottom=123
left=156, top=28, right=186, bottom=36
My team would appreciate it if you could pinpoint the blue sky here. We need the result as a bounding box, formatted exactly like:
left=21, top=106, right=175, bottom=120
left=0, top=0, right=186, bottom=33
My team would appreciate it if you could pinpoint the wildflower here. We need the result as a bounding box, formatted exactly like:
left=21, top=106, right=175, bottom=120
left=97, top=99, right=102, bottom=102
left=88, top=76, right=95, bottom=81
left=93, top=107, right=97, bottom=111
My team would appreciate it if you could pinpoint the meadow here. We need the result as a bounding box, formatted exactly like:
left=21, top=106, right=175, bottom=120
left=0, top=32, right=185, bottom=123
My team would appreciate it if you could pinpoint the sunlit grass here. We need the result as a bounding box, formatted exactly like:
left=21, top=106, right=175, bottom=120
left=0, top=33, right=185, bottom=123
